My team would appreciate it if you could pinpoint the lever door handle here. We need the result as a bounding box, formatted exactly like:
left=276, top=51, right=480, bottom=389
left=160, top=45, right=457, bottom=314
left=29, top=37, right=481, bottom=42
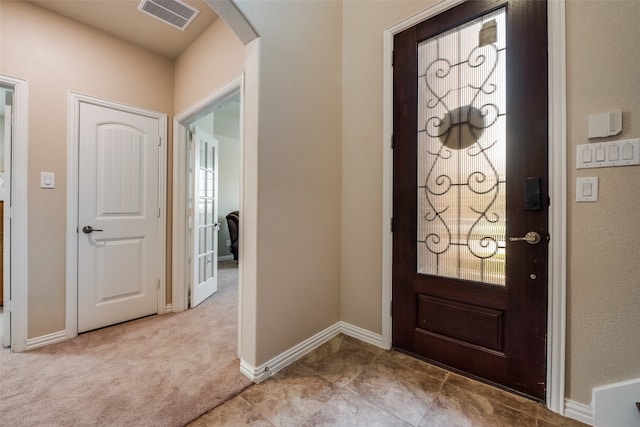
left=82, top=225, right=104, bottom=234
left=509, top=231, right=541, bottom=245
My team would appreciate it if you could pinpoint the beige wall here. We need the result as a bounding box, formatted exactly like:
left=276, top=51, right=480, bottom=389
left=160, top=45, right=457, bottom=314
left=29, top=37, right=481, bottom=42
left=0, top=1, right=174, bottom=337
left=341, top=0, right=439, bottom=332
left=234, top=0, right=343, bottom=364
left=174, top=18, right=245, bottom=114
left=565, top=0, right=640, bottom=404
left=338, top=0, right=640, bottom=406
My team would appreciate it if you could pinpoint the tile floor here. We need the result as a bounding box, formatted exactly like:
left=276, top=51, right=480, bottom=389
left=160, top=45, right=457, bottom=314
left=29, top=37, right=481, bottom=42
left=189, top=334, right=587, bottom=427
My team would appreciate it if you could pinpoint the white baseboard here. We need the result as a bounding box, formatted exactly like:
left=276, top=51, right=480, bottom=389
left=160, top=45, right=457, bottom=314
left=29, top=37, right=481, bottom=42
left=25, top=330, right=68, bottom=350
left=218, top=255, right=234, bottom=261
left=165, top=304, right=173, bottom=312
left=239, top=321, right=384, bottom=383
left=337, top=321, right=383, bottom=348
left=565, top=399, right=593, bottom=425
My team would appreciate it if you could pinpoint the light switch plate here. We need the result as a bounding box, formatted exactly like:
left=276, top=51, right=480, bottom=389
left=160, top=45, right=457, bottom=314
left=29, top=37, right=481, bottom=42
left=576, top=138, right=640, bottom=169
left=576, top=177, right=598, bottom=202
left=40, top=172, right=55, bottom=189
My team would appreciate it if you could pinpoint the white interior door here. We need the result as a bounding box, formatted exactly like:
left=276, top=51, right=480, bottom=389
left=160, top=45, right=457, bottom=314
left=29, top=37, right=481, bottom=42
left=190, top=128, right=219, bottom=307
left=2, top=91, right=12, bottom=347
left=77, top=102, right=160, bottom=333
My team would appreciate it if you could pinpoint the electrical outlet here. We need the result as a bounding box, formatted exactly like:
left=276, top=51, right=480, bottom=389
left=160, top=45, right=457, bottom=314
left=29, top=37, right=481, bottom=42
left=226, top=239, right=231, bottom=247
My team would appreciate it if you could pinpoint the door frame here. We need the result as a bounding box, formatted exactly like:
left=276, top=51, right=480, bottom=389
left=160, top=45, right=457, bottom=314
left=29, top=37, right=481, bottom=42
left=66, top=92, right=168, bottom=339
left=381, top=0, right=567, bottom=413
left=172, top=75, right=243, bottom=313
left=0, top=74, right=29, bottom=352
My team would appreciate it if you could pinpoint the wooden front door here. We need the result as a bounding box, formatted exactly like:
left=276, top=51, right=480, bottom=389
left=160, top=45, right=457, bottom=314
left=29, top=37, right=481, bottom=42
left=392, top=0, right=548, bottom=399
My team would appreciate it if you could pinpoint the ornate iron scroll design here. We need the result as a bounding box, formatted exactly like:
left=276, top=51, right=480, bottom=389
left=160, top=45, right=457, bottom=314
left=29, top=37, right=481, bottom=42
left=418, top=28, right=506, bottom=285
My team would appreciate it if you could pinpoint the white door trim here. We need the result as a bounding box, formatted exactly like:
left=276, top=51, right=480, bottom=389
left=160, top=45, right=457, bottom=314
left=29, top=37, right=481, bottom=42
left=66, top=92, right=167, bottom=338
left=381, top=0, right=567, bottom=413
left=172, top=75, right=243, bottom=312
left=0, top=74, right=29, bottom=352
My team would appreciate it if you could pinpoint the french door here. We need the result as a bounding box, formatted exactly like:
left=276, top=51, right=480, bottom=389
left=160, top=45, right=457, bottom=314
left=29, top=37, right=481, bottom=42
left=190, top=128, right=219, bottom=307
left=392, top=0, right=548, bottom=399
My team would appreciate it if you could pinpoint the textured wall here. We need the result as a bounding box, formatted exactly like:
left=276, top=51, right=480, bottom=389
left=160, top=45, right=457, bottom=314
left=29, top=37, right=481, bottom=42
left=0, top=1, right=174, bottom=338
left=234, top=0, right=343, bottom=365
left=340, top=0, right=440, bottom=333
left=565, top=0, right=640, bottom=404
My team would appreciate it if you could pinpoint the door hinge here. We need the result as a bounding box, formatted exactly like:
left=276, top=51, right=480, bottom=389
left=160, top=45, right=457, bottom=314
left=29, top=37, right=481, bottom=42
left=390, top=301, right=393, bottom=317
left=157, top=279, right=161, bottom=290
left=158, top=207, right=161, bottom=218
left=390, top=217, right=394, bottom=233
left=158, top=136, right=162, bottom=147
left=392, top=50, right=395, bottom=67
left=391, top=134, right=395, bottom=149
left=547, top=196, right=551, bottom=207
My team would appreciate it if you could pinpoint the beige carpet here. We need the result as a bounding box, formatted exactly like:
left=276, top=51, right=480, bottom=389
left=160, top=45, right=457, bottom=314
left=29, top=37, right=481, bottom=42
left=0, top=260, right=251, bottom=426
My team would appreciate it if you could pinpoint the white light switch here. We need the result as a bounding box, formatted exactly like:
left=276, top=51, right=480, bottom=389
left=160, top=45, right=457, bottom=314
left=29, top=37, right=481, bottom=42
left=40, top=172, right=55, bottom=189
left=576, top=177, right=598, bottom=202
left=576, top=139, right=640, bottom=169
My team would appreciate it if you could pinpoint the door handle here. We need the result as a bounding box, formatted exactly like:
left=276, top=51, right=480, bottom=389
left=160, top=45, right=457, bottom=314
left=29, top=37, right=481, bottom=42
left=509, top=231, right=541, bottom=245
left=82, top=225, right=104, bottom=234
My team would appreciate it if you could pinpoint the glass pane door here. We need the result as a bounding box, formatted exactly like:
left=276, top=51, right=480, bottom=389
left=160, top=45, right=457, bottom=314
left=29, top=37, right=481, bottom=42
left=417, top=8, right=506, bottom=286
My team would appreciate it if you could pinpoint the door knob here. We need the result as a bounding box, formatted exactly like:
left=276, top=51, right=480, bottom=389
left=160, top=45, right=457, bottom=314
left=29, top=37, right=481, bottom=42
left=509, top=231, right=541, bottom=245
left=82, top=225, right=104, bottom=234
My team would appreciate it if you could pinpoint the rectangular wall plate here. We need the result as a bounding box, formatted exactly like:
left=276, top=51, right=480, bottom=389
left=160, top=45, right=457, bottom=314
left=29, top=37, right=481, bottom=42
left=40, top=172, right=55, bottom=189
left=576, top=138, right=640, bottom=169
left=576, top=177, right=598, bottom=202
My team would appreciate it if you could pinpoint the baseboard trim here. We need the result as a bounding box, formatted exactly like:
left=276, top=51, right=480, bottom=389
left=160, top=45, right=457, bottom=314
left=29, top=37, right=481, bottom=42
left=564, top=399, right=593, bottom=425
left=218, top=255, right=234, bottom=261
left=25, top=330, right=68, bottom=350
left=239, top=321, right=384, bottom=383
left=165, top=304, right=173, bottom=313
left=337, top=321, right=383, bottom=348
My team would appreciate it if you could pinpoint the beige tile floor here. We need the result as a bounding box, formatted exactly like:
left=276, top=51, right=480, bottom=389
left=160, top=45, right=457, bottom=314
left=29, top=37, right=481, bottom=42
left=189, top=334, right=587, bottom=427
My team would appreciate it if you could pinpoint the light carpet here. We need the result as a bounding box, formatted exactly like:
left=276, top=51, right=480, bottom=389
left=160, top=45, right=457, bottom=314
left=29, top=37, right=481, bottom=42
left=0, top=260, right=251, bottom=426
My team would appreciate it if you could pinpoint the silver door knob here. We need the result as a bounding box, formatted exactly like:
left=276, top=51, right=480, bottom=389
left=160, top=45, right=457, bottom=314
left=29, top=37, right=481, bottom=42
left=509, top=231, right=541, bottom=245
left=82, top=225, right=104, bottom=234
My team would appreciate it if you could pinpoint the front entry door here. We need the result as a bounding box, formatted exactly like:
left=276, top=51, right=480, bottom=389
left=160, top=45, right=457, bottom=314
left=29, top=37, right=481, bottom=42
left=392, top=0, right=548, bottom=399
left=78, top=101, right=161, bottom=333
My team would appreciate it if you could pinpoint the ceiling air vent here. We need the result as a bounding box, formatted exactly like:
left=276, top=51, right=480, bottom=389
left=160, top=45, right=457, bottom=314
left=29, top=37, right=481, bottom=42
left=138, top=0, right=200, bottom=31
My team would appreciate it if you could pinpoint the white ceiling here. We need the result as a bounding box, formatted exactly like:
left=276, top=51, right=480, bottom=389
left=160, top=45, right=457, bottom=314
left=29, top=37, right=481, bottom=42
left=25, top=0, right=219, bottom=59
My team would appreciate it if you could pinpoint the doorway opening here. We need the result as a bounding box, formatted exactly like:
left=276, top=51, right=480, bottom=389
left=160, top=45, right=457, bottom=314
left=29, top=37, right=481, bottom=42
left=172, top=77, right=244, bottom=350
left=187, top=92, right=241, bottom=308
left=0, top=75, right=28, bottom=352
left=0, top=84, right=13, bottom=348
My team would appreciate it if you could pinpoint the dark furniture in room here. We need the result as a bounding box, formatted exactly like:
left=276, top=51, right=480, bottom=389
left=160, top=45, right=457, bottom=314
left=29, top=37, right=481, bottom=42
left=226, top=211, right=239, bottom=261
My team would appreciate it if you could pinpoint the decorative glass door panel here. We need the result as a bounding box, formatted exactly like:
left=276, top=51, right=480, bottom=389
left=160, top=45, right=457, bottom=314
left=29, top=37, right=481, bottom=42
left=417, top=8, right=506, bottom=286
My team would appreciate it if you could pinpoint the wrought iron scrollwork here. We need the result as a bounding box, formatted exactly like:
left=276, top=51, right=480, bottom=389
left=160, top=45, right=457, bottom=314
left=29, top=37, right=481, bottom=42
left=418, top=17, right=506, bottom=284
